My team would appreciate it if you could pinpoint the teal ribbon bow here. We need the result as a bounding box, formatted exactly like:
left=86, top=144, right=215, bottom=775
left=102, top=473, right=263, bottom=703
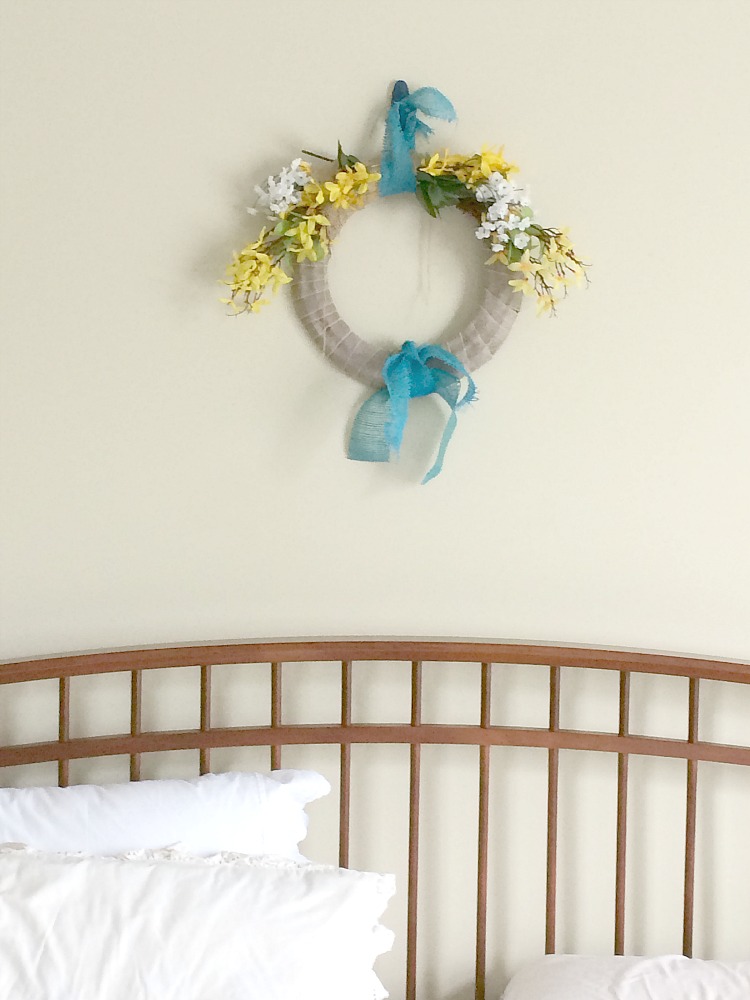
left=347, top=341, right=477, bottom=484
left=379, top=81, right=456, bottom=197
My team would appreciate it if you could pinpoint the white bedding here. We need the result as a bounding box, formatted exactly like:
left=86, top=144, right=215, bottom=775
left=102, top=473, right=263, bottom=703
left=502, top=954, right=750, bottom=1000
left=0, top=845, right=395, bottom=1000
left=0, top=769, right=330, bottom=859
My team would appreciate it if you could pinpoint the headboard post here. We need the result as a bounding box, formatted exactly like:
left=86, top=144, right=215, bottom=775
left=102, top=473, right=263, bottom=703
left=58, top=676, right=70, bottom=788
left=545, top=665, right=561, bottom=954
left=614, top=670, right=631, bottom=954
left=406, top=660, right=423, bottom=1000
left=129, top=670, right=142, bottom=781
left=683, top=676, right=700, bottom=957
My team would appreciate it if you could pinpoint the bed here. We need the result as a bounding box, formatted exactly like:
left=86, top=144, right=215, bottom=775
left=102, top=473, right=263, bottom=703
left=1, top=639, right=749, bottom=999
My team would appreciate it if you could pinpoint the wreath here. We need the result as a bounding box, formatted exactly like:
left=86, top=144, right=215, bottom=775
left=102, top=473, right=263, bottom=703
left=223, top=82, right=587, bottom=483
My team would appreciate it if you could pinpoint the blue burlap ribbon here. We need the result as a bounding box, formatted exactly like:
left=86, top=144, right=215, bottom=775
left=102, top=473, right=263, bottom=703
left=347, top=341, right=476, bottom=484
left=379, top=81, right=456, bottom=197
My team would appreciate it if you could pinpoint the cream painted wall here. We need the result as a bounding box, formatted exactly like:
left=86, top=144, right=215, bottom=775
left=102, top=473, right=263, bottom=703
left=1, top=3, right=750, bottom=992
left=1, top=1, right=750, bottom=663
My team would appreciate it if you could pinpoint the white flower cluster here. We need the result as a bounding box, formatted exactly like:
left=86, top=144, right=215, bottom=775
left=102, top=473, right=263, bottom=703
left=248, top=158, right=309, bottom=218
left=474, top=172, right=535, bottom=253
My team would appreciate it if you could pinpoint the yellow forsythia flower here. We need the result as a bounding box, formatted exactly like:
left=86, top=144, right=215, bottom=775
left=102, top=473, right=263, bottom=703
left=507, top=250, right=542, bottom=280
left=508, top=276, right=537, bottom=298
left=284, top=215, right=330, bottom=262
left=478, top=146, right=518, bottom=178
left=420, top=152, right=447, bottom=176
left=300, top=182, right=326, bottom=208
left=536, top=294, right=555, bottom=316
left=310, top=163, right=381, bottom=210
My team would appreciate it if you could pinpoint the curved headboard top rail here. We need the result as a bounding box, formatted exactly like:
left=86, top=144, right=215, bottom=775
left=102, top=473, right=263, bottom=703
left=1, top=639, right=749, bottom=685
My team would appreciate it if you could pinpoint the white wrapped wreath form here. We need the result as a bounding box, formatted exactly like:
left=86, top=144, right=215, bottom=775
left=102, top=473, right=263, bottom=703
left=293, top=194, right=521, bottom=389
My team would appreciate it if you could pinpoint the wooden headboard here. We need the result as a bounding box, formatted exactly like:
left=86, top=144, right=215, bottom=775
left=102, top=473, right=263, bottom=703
left=2, top=640, right=749, bottom=999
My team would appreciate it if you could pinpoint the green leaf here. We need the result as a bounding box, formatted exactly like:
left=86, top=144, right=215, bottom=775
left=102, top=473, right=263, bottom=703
left=415, top=178, right=439, bottom=218
left=337, top=142, right=361, bottom=170
left=429, top=173, right=469, bottom=194
left=415, top=171, right=473, bottom=216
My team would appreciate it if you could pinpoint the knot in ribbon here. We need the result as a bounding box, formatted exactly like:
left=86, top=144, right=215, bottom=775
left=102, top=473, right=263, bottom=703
left=380, top=81, right=456, bottom=197
left=347, top=341, right=477, bottom=484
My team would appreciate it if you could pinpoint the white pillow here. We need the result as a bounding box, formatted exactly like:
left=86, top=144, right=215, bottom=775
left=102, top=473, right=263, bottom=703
left=0, top=845, right=395, bottom=1000
left=0, top=769, right=329, bottom=859
left=502, top=954, right=750, bottom=1000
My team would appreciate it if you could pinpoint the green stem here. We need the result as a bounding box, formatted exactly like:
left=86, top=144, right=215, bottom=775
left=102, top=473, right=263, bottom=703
left=301, top=149, right=335, bottom=163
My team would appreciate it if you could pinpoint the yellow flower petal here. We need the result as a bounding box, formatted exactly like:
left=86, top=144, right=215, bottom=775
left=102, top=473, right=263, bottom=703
left=508, top=277, right=537, bottom=298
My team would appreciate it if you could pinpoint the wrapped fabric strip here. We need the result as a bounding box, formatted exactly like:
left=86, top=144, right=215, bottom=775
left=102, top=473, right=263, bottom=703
left=380, top=80, right=456, bottom=196
left=348, top=341, right=476, bottom=484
